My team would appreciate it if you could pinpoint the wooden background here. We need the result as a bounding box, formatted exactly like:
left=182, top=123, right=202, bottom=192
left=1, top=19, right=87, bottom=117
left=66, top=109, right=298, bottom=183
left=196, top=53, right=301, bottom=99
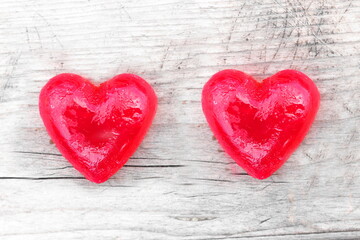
left=0, top=0, right=359, bottom=239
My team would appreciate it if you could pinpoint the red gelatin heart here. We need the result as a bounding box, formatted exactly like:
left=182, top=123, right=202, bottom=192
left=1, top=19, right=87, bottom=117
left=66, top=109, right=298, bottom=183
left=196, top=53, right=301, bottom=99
left=39, top=73, right=157, bottom=183
left=202, top=69, right=320, bottom=179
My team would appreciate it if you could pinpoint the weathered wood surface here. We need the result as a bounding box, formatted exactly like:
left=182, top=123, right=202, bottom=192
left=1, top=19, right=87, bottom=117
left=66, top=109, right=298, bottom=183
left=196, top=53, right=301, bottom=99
left=0, top=0, right=359, bottom=239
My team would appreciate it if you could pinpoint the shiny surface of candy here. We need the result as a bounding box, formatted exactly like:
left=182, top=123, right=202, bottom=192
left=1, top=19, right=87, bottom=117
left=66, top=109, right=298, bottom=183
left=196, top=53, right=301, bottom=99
left=39, top=73, right=157, bottom=183
left=202, top=69, right=320, bottom=179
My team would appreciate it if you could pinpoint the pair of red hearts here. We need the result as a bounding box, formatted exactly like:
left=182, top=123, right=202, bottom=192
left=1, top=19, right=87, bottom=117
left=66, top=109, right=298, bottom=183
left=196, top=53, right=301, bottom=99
left=39, top=70, right=320, bottom=183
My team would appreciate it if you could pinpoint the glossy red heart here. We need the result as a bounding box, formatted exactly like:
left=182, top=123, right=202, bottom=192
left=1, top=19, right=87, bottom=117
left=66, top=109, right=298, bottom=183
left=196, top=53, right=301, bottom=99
left=202, top=69, right=320, bottom=179
left=39, top=73, right=157, bottom=183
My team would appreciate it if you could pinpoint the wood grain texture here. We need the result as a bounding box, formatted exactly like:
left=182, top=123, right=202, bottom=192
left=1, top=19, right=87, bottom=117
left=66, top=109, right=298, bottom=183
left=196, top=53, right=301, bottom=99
left=0, top=0, right=359, bottom=239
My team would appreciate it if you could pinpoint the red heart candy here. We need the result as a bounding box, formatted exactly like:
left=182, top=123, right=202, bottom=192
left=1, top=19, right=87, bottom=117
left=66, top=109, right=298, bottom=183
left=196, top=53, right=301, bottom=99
left=202, top=69, right=320, bottom=179
left=39, top=74, right=157, bottom=183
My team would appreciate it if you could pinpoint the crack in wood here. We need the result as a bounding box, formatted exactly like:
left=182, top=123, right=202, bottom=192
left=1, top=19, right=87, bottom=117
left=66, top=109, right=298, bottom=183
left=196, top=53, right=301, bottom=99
left=124, top=164, right=185, bottom=168
left=203, top=229, right=360, bottom=239
left=0, top=177, right=85, bottom=180
left=13, top=151, right=62, bottom=156
left=190, top=178, right=233, bottom=183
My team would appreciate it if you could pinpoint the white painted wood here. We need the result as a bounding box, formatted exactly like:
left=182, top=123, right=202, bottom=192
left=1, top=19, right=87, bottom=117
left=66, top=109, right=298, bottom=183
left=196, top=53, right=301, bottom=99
left=0, top=0, right=359, bottom=239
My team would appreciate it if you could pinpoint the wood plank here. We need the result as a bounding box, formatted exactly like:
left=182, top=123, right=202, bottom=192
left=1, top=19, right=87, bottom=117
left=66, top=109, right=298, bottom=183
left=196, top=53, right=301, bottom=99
left=0, top=0, right=359, bottom=239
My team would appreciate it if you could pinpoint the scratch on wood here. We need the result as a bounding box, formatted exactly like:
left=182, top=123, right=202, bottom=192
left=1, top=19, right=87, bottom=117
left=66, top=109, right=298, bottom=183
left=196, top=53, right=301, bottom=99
left=160, top=42, right=172, bottom=70
left=305, top=152, right=314, bottom=161
left=0, top=52, right=22, bottom=102
left=118, top=3, right=132, bottom=20
left=36, top=13, right=63, bottom=48
left=272, top=8, right=289, bottom=61
left=226, top=3, right=246, bottom=51
left=259, top=218, right=271, bottom=224
left=34, top=26, right=43, bottom=49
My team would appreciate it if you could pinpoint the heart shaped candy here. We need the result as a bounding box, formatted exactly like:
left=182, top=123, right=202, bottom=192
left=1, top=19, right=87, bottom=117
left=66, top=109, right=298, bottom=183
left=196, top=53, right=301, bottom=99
left=202, top=69, right=320, bottom=179
left=39, top=73, right=157, bottom=183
